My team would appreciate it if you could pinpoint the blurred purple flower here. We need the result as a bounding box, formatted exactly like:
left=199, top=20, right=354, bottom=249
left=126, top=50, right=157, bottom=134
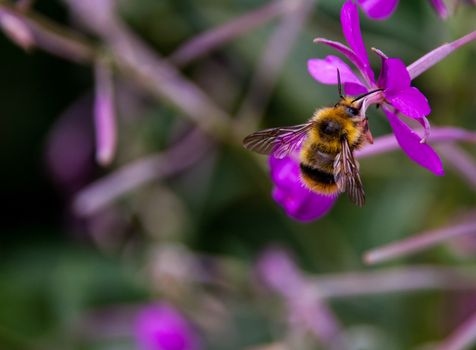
left=256, top=247, right=341, bottom=343
left=256, top=245, right=305, bottom=297
left=45, top=95, right=95, bottom=195
left=269, top=156, right=336, bottom=221
left=357, top=0, right=448, bottom=20
left=357, top=0, right=399, bottom=19
left=135, top=303, right=201, bottom=350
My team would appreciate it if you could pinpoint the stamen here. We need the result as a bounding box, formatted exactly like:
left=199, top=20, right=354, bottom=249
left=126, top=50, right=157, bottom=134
left=351, top=88, right=384, bottom=103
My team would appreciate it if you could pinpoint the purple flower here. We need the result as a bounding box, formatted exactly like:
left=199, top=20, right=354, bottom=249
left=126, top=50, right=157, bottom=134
left=309, top=0, right=440, bottom=175
left=270, top=156, right=337, bottom=221
left=268, top=1, right=476, bottom=222
left=135, top=303, right=201, bottom=350
left=357, top=0, right=448, bottom=20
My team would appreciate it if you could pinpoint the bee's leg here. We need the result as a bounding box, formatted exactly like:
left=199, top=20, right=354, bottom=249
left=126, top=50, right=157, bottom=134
left=356, top=117, right=374, bottom=144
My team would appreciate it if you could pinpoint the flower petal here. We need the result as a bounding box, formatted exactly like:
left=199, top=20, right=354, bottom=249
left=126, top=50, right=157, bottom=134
left=385, top=87, right=431, bottom=118
left=357, top=0, right=399, bottom=20
left=307, top=55, right=366, bottom=93
left=314, top=38, right=372, bottom=86
left=344, top=83, right=368, bottom=95
left=340, top=1, right=374, bottom=82
left=94, top=60, right=117, bottom=166
left=269, top=156, right=337, bottom=221
left=378, top=57, right=410, bottom=90
left=384, top=108, right=444, bottom=175
left=414, top=115, right=431, bottom=142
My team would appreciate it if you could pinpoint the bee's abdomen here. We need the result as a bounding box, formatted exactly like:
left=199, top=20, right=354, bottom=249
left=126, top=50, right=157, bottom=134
left=299, top=163, right=338, bottom=195
left=300, top=143, right=336, bottom=172
left=300, top=164, right=334, bottom=184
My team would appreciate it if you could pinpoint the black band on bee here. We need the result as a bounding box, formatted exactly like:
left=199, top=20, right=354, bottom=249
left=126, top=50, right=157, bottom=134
left=300, top=164, right=335, bottom=185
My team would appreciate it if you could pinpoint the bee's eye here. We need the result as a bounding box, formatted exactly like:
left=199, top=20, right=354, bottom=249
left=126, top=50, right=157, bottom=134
left=346, top=107, right=359, bottom=116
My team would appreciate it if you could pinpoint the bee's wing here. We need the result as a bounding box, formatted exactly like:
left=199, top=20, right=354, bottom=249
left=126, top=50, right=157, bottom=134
left=243, top=123, right=313, bottom=159
left=333, top=138, right=365, bottom=207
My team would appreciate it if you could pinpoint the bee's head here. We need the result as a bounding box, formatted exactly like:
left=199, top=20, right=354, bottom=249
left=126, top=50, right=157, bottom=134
left=335, top=69, right=363, bottom=118
left=336, top=97, right=361, bottom=119
left=335, top=68, right=383, bottom=119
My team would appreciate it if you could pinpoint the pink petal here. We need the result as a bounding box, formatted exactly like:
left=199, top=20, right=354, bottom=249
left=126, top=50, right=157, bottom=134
left=428, top=0, right=448, bottom=19
left=269, top=156, right=337, bottom=222
left=364, top=220, right=476, bottom=264
left=0, top=10, right=35, bottom=50
left=94, top=61, right=117, bottom=166
left=313, top=38, right=372, bottom=86
left=384, top=108, right=444, bottom=176
left=307, top=56, right=366, bottom=93
left=344, top=83, right=368, bottom=95
left=378, top=57, right=410, bottom=90
left=385, top=87, right=431, bottom=118
left=414, top=115, right=431, bottom=142
left=357, top=0, right=399, bottom=20
left=340, top=1, right=374, bottom=82
left=407, top=30, right=476, bottom=80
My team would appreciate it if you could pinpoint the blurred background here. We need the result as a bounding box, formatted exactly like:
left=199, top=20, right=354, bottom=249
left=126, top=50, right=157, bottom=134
left=0, top=0, right=475, bottom=349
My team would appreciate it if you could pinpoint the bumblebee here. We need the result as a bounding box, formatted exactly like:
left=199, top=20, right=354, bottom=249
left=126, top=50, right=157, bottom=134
left=243, top=71, right=382, bottom=206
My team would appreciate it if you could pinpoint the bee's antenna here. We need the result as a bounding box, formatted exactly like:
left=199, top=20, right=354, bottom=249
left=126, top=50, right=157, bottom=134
left=352, top=88, right=384, bottom=103
left=336, top=68, right=344, bottom=99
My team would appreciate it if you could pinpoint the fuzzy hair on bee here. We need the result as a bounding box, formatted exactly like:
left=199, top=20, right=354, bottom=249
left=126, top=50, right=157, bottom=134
left=242, top=69, right=382, bottom=207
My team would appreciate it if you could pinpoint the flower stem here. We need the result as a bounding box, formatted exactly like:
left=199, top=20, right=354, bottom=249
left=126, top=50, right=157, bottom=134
left=169, top=0, right=286, bottom=67
left=438, top=144, right=476, bottom=192
left=74, top=129, right=211, bottom=216
left=312, top=265, right=476, bottom=298
left=435, top=311, right=476, bottom=350
left=364, top=221, right=476, bottom=265
left=356, top=127, right=476, bottom=159
left=0, top=3, right=96, bottom=63
left=94, top=60, right=117, bottom=166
